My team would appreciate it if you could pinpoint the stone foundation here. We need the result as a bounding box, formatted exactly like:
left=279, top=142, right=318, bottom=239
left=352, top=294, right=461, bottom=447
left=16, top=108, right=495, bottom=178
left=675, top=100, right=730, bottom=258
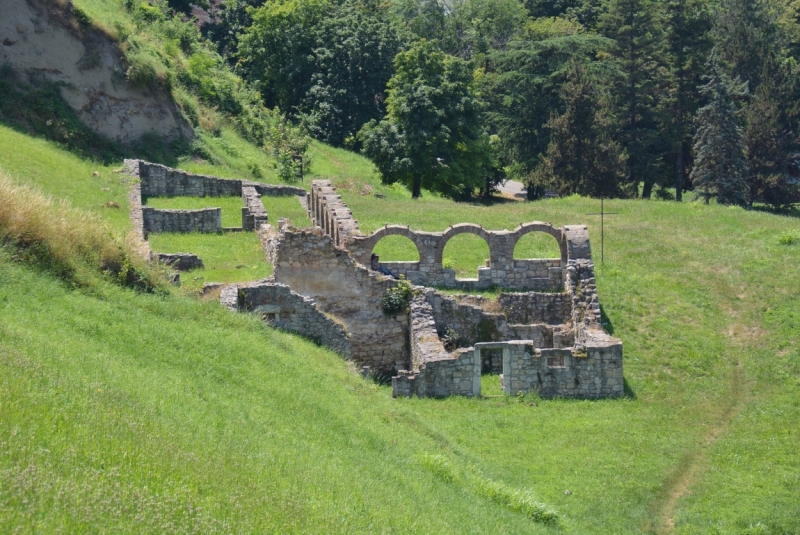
left=153, top=252, right=204, bottom=270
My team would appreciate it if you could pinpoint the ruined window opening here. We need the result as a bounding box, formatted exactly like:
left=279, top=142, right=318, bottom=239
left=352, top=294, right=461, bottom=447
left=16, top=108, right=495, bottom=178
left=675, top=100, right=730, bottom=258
left=513, top=232, right=561, bottom=259
left=441, top=233, right=490, bottom=280
left=547, top=355, right=565, bottom=369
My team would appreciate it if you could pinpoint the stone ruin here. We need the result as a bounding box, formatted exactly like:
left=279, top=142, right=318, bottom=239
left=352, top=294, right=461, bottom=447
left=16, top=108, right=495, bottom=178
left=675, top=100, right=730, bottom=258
left=123, top=162, right=623, bottom=399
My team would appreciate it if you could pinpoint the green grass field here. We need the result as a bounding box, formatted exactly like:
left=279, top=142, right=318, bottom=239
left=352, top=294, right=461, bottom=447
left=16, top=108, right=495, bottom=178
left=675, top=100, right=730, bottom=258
left=2, top=102, right=800, bottom=533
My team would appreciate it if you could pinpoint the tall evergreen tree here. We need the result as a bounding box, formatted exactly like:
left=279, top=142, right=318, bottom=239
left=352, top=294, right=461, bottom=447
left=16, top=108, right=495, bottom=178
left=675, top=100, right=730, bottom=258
left=599, top=0, right=665, bottom=198
left=534, top=60, right=630, bottom=198
left=661, top=0, right=712, bottom=201
left=690, top=50, right=750, bottom=206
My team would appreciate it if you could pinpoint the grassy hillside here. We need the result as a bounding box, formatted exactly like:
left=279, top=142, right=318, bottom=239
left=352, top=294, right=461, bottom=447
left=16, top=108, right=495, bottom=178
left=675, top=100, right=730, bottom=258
left=2, top=98, right=800, bottom=533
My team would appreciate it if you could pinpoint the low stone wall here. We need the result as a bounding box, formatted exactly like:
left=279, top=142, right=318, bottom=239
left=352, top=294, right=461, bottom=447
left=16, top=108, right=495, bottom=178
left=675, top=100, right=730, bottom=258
left=141, top=207, right=222, bottom=234
left=270, top=226, right=409, bottom=373
left=153, top=252, right=204, bottom=271
left=234, top=282, right=352, bottom=357
left=393, top=348, right=480, bottom=398
left=498, top=291, right=572, bottom=325
left=134, top=160, right=243, bottom=197
left=248, top=182, right=306, bottom=197
left=495, top=335, right=623, bottom=398
left=126, top=181, right=150, bottom=259
left=241, top=185, right=268, bottom=231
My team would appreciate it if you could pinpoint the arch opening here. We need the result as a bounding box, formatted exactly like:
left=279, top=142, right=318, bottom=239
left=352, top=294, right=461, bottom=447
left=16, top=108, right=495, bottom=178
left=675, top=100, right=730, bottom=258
left=442, top=233, right=490, bottom=280
left=513, top=232, right=562, bottom=259
left=371, top=235, right=420, bottom=262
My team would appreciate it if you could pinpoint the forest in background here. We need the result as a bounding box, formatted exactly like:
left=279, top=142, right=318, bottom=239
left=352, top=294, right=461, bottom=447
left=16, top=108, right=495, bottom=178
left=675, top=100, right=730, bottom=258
left=189, top=0, right=800, bottom=207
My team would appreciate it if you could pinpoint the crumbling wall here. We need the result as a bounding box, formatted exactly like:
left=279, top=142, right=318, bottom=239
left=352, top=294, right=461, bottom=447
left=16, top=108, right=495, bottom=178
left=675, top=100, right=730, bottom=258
left=308, top=179, right=361, bottom=246
left=136, top=161, right=243, bottom=198
left=270, top=226, right=408, bottom=373
left=495, top=337, right=623, bottom=398
left=141, top=207, right=221, bottom=234
left=234, top=282, right=352, bottom=358
left=153, top=252, right=204, bottom=270
left=242, top=185, right=268, bottom=231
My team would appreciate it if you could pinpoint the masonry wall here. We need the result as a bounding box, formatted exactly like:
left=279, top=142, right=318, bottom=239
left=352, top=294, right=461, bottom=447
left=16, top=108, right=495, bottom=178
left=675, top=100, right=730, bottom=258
left=141, top=207, right=222, bottom=234
left=242, top=185, right=268, bottom=231
left=235, top=282, right=352, bottom=358
left=153, top=252, right=204, bottom=270
left=347, top=223, right=567, bottom=291
left=137, top=160, right=243, bottom=197
left=498, top=292, right=572, bottom=325
left=270, top=227, right=409, bottom=373
left=422, top=289, right=568, bottom=349
left=498, top=336, right=623, bottom=398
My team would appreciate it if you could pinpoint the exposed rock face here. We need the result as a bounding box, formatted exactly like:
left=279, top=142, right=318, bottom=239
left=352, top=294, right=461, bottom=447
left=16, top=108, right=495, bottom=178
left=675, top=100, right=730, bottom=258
left=0, top=0, right=193, bottom=143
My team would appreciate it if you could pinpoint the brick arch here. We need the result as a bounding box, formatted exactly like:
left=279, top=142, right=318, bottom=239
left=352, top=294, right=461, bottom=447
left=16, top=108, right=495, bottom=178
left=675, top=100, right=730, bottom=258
left=360, top=225, right=425, bottom=263
left=509, top=222, right=567, bottom=262
left=436, top=224, right=494, bottom=265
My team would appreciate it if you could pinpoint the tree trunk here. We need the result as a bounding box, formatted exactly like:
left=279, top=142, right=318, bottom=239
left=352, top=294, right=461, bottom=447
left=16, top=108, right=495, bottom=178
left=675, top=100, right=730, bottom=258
left=642, top=179, right=654, bottom=199
left=675, top=0, right=685, bottom=202
left=412, top=175, right=421, bottom=198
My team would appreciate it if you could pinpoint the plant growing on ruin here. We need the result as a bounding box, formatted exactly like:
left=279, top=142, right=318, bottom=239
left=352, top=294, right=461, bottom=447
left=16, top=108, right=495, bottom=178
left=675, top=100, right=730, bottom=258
left=381, top=277, right=413, bottom=314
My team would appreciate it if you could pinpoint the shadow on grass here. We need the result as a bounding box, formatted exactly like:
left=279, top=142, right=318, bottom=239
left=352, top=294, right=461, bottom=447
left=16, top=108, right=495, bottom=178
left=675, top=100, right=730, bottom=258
left=0, top=65, right=188, bottom=166
left=751, top=204, right=800, bottom=218
left=599, top=304, right=615, bottom=335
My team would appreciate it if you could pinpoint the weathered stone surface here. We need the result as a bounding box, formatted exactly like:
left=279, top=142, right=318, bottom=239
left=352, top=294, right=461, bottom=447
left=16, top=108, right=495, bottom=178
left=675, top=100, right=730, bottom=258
left=241, top=186, right=268, bottom=231
left=153, top=252, right=204, bottom=271
left=141, top=207, right=222, bottom=234
left=234, top=282, right=351, bottom=357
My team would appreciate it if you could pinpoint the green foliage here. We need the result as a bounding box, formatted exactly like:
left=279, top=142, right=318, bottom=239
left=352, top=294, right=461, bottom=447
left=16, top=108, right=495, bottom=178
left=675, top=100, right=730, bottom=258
left=381, top=277, right=414, bottom=314
left=690, top=50, right=750, bottom=207
left=360, top=40, right=492, bottom=199
left=777, top=229, right=800, bottom=245
left=533, top=59, right=630, bottom=198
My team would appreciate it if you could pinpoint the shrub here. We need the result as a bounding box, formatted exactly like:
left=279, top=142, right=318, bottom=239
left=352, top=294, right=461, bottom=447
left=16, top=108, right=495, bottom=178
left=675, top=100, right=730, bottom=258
left=126, top=51, right=160, bottom=89
left=381, top=277, right=413, bottom=314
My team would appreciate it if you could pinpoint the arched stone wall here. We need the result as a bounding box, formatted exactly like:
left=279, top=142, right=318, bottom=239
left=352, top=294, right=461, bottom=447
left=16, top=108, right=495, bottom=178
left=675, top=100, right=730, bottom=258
left=348, top=221, right=567, bottom=291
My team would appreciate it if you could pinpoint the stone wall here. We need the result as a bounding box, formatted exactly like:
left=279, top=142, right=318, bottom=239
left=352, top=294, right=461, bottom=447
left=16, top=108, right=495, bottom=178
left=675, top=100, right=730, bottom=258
left=141, top=207, right=222, bottom=234
left=270, top=225, right=409, bottom=373
left=493, top=336, right=623, bottom=398
left=347, top=223, right=566, bottom=291
left=242, top=185, right=268, bottom=231
left=422, top=290, right=568, bottom=349
left=135, top=160, right=243, bottom=198
left=308, top=179, right=361, bottom=246
left=498, top=292, right=572, bottom=325
left=153, top=252, right=204, bottom=271
left=233, top=282, right=352, bottom=357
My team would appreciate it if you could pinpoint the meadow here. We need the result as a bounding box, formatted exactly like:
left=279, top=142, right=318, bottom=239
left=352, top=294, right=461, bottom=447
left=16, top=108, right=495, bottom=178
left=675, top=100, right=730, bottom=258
left=1, top=114, right=799, bottom=534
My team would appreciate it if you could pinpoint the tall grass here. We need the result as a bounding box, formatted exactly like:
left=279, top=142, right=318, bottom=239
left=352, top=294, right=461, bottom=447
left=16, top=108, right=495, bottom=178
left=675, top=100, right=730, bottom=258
left=0, top=172, right=158, bottom=289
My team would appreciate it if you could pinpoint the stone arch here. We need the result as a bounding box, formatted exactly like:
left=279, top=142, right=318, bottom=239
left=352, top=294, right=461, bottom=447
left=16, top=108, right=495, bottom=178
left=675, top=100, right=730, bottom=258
left=359, top=225, right=427, bottom=264
left=436, top=224, right=494, bottom=265
left=509, top=223, right=567, bottom=262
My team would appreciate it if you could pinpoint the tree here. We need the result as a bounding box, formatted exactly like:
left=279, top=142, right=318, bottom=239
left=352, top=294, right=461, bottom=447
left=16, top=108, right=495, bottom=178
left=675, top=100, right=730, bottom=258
left=358, top=40, right=491, bottom=198
left=689, top=50, right=750, bottom=206
left=302, top=0, right=402, bottom=146
left=533, top=60, right=630, bottom=198
left=661, top=0, right=712, bottom=201
left=599, top=0, right=666, bottom=198
left=483, top=33, right=615, bottom=198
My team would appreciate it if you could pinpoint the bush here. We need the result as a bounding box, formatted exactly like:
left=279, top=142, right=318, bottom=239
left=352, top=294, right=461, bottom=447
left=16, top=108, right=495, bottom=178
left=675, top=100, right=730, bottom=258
left=381, top=277, right=413, bottom=314
left=125, top=51, right=160, bottom=89
left=777, top=230, right=800, bottom=246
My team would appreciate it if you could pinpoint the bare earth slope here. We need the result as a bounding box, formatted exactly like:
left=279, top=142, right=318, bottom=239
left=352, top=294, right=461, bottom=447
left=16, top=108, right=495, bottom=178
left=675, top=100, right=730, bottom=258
left=0, top=0, right=191, bottom=143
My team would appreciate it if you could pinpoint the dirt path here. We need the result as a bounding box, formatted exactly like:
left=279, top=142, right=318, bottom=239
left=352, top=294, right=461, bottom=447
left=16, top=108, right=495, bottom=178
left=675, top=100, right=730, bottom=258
left=652, top=364, right=746, bottom=534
